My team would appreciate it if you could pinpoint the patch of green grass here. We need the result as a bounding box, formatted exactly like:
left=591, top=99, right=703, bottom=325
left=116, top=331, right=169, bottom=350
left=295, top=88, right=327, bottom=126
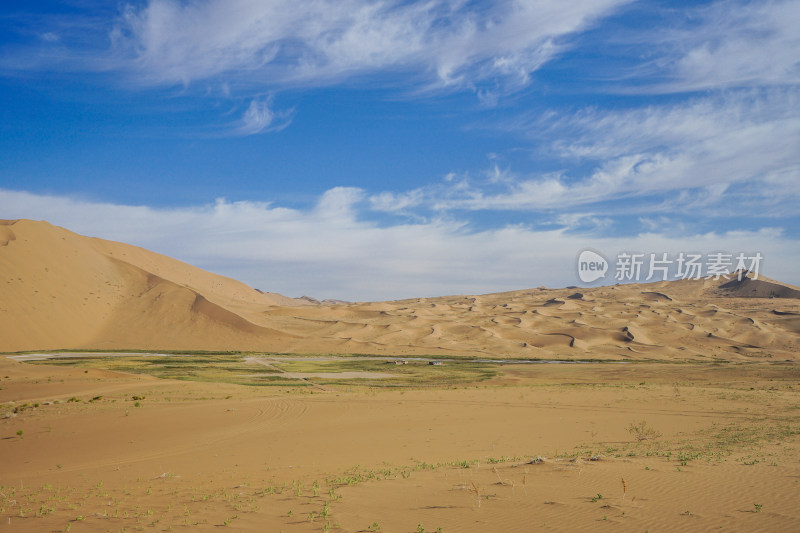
left=26, top=353, right=497, bottom=388
left=27, top=354, right=308, bottom=387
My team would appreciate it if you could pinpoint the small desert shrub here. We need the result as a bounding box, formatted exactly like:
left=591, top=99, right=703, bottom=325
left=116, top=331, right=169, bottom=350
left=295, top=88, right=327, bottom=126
left=627, top=420, right=662, bottom=442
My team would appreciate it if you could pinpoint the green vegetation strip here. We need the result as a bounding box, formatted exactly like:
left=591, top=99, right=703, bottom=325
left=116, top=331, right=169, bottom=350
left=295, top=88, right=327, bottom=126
left=24, top=353, right=497, bottom=388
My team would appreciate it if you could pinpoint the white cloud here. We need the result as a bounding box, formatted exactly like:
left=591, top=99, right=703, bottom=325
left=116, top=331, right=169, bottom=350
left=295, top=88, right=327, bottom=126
left=536, top=89, right=800, bottom=209
left=369, top=190, right=426, bottom=214
left=674, top=0, right=800, bottom=91
left=373, top=89, right=800, bottom=216
left=235, top=96, right=294, bottom=135
left=109, top=0, right=629, bottom=93
left=239, top=98, right=274, bottom=135
left=626, top=0, right=800, bottom=93
left=1, top=188, right=797, bottom=301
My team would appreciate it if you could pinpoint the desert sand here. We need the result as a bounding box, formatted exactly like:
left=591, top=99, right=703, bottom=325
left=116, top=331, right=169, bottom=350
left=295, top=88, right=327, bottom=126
left=1, top=219, right=799, bottom=531
left=2, top=219, right=799, bottom=362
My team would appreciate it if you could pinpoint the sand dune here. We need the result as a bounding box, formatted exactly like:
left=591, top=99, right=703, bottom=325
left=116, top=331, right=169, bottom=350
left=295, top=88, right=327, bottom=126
left=0, top=220, right=303, bottom=352
left=717, top=275, right=800, bottom=299
left=1, top=219, right=799, bottom=362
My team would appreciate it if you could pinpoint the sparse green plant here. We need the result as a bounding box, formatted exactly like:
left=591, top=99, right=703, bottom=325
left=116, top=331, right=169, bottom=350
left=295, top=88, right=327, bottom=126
left=16, top=429, right=23, bottom=438
left=417, top=524, right=425, bottom=533
left=754, top=503, right=763, bottom=513
left=368, top=522, right=381, bottom=532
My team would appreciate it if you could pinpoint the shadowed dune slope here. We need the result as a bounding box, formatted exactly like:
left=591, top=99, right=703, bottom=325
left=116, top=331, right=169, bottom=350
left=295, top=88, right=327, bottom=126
left=1, top=219, right=799, bottom=360
left=717, top=275, right=800, bottom=299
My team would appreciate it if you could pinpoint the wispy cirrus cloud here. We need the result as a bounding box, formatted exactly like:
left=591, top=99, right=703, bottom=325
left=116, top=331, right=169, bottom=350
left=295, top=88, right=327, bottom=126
left=669, top=0, right=800, bottom=91
left=600, top=0, right=800, bottom=93
left=0, top=0, right=634, bottom=137
left=111, top=0, right=630, bottom=91
left=234, top=96, right=294, bottom=136
left=5, top=0, right=631, bottom=94
left=370, top=88, right=800, bottom=223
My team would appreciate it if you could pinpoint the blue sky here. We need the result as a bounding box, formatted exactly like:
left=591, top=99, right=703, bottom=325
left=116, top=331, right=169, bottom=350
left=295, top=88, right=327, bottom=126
left=1, top=0, right=798, bottom=300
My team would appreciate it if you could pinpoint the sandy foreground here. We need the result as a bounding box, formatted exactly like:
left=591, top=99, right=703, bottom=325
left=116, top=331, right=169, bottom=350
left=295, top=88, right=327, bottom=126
left=2, top=356, right=799, bottom=532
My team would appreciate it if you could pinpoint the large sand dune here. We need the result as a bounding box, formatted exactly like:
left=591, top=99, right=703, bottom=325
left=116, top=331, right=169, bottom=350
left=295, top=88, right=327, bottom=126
left=2, top=219, right=799, bottom=361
